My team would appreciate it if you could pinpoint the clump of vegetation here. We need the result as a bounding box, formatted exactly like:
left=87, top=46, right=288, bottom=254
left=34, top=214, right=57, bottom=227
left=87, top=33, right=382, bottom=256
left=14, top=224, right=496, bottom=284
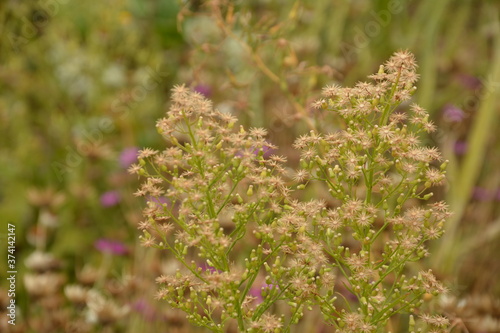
left=132, top=51, right=450, bottom=332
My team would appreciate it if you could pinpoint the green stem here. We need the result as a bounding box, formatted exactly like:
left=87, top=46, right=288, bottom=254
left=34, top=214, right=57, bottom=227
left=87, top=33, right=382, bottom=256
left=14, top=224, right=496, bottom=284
left=371, top=238, right=426, bottom=294
left=374, top=293, right=424, bottom=323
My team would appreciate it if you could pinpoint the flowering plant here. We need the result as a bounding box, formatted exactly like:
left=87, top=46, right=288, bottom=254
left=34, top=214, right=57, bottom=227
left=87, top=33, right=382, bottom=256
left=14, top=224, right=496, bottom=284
left=131, top=51, right=451, bottom=332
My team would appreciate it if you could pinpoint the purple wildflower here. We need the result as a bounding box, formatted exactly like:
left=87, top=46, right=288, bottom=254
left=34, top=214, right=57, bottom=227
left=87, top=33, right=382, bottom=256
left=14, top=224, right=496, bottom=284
left=193, top=84, right=212, bottom=98
left=131, top=299, right=157, bottom=322
left=119, top=147, right=139, bottom=168
left=253, top=145, right=275, bottom=159
left=94, top=238, right=128, bottom=255
left=454, top=141, right=467, bottom=155
left=442, top=104, right=466, bottom=123
left=472, top=187, right=492, bottom=201
left=235, top=144, right=275, bottom=160
left=456, top=74, right=482, bottom=91
left=249, top=287, right=264, bottom=303
left=198, top=262, right=221, bottom=274
left=100, top=191, right=120, bottom=207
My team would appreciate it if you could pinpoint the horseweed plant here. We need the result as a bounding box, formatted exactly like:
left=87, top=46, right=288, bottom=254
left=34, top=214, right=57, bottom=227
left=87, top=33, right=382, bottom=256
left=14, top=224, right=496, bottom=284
left=130, top=51, right=451, bottom=333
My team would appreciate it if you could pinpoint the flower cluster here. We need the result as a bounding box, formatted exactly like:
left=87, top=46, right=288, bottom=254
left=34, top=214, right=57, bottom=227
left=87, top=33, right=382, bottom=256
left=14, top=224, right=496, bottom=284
left=130, top=85, right=296, bottom=332
left=132, top=51, right=451, bottom=332
left=296, top=51, right=450, bottom=331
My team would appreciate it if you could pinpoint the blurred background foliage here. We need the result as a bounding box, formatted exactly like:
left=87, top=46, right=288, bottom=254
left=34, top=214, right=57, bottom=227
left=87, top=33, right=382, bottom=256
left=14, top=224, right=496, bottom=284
left=0, top=0, right=499, bottom=332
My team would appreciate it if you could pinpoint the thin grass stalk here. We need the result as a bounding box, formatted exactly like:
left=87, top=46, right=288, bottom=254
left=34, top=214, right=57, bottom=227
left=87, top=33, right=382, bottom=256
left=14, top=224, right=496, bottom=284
left=433, top=9, right=500, bottom=272
left=417, top=0, right=452, bottom=111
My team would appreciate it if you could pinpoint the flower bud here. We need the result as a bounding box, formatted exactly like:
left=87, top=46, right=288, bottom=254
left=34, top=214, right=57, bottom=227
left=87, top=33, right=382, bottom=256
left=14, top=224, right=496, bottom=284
left=422, top=192, right=433, bottom=200
left=397, top=193, right=405, bottom=204
left=328, top=168, right=334, bottom=178
left=247, top=185, right=254, bottom=196
left=409, top=315, right=415, bottom=329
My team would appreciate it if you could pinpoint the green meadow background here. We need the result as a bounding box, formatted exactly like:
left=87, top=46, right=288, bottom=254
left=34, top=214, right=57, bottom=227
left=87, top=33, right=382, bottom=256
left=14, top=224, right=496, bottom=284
left=1, top=0, right=499, bottom=332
